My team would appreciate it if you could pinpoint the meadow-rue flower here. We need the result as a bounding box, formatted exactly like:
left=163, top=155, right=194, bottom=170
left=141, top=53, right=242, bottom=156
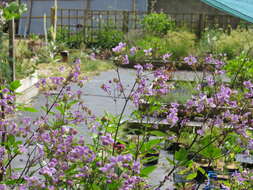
left=184, top=55, right=197, bottom=65
left=89, top=52, right=96, bottom=60
left=122, top=55, right=129, bottom=65
left=144, top=48, right=152, bottom=56
left=112, top=42, right=126, bottom=53
left=101, top=134, right=114, bottom=146
left=162, top=53, right=172, bottom=62
left=101, top=84, right=111, bottom=94
left=134, top=64, right=143, bottom=75
left=130, top=47, right=137, bottom=55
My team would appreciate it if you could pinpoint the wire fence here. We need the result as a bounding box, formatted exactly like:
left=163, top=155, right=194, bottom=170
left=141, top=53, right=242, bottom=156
left=53, top=8, right=249, bottom=41
left=20, top=7, right=250, bottom=41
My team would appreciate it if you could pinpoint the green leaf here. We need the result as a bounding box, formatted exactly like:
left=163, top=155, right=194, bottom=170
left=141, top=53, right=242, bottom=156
left=4, top=179, right=19, bottom=185
left=200, top=144, right=222, bottom=159
left=9, top=80, right=21, bottom=91
left=17, top=106, right=38, bottom=112
left=175, top=148, right=188, bottom=162
left=7, top=135, right=15, bottom=145
left=186, top=172, right=197, bottom=180
left=4, top=2, right=27, bottom=20
left=67, top=100, right=79, bottom=109
left=166, top=157, right=175, bottom=165
left=140, top=165, right=157, bottom=177
left=150, top=131, right=167, bottom=137
left=55, top=102, right=65, bottom=115
left=140, top=139, right=161, bottom=152
left=91, top=184, right=101, bottom=190
left=198, top=167, right=206, bottom=176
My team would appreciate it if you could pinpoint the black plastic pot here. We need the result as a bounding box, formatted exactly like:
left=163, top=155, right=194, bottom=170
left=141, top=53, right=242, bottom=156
left=143, top=152, right=160, bottom=166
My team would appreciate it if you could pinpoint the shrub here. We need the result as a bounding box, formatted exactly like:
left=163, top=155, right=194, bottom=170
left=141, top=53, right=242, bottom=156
left=165, top=31, right=196, bottom=60
left=198, top=28, right=223, bottom=56
left=55, top=27, right=84, bottom=49
left=91, top=26, right=124, bottom=50
left=129, top=31, right=196, bottom=62
left=130, top=35, right=168, bottom=61
left=214, top=29, right=253, bottom=59
left=142, top=13, right=175, bottom=36
left=224, top=53, right=253, bottom=86
left=124, top=29, right=144, bottom=47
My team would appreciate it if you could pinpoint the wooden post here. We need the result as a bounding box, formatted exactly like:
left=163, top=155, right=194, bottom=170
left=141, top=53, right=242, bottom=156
left=131, top=0, right=136, bottom=12
left=25, top=0, right=33, bottom=35
left=50, top=7, right=56, bottom=29
left=122, top=11, right=129, bottom=33
left=9, top=18, right=15, bottom=82
left=197, top=14, right=203, bottom=39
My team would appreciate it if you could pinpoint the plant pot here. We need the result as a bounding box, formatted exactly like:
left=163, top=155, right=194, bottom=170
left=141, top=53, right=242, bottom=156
left=143, top=152, right=160, bottom=166
left=166, top=142, right=184, bottom=153
left=60, top=51, right=69, bottom=62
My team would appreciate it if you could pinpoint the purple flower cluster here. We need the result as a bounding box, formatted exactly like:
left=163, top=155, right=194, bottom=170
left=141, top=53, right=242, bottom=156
left=167, top=103, right=179, bottom=125
left=112, top=42, right=126, bottom=53
left=162, top=53, right=172, bottom=63
left=100, top=154, right=132, bottom=174
left=130, top=47, right=137, bottom=56
left=144, top=48, right=152, bottom=56
left=101, top=133, right=114, bottom=146
left=123, top=55, right=129, bottom=65
left=184, top=55, right=197, bottom=65
left=3, top=52, right=253, bottom=189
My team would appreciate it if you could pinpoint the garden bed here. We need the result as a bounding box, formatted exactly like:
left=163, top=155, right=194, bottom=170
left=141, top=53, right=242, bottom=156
left=124, top=118, right=202, bottom=134
left=139, top=101, right=253, bottom=119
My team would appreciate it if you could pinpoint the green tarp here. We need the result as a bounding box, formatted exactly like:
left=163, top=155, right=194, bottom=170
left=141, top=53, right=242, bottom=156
left=201, top=0, right=253, bottom=23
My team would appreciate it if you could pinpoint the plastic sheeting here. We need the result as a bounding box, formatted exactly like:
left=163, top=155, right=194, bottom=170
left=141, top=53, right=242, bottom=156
left=201, top=0, right=253, bottom=23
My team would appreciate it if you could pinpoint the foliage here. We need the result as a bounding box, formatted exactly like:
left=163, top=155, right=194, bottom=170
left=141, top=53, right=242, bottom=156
left=224, top=53, right=253, bottom=87
left=165, top=31, right=196, bottom=60
left=128, top=31, right=196, bottom=62
left=198, top=28, right=223, bottom=56
left=91, top=26, right=125, bottom=50
left=54, top=27, right=85, bottom=49
left=0, top=2, right=28, bottom=82
left=1, top=47, right=253, bottom=189
left=214, top=29, right=253, bottom=59
left=3, top=2, right=27, bottom=20
left=142, top=13, right=175, bottom=36
left=1, top=5, right=253, bottom=188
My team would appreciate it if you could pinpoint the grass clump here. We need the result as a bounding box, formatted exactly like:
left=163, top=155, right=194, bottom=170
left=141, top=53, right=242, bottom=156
left=129, top=30, right=196, bottom=62
left=215, top=29, right=253, bottom=59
